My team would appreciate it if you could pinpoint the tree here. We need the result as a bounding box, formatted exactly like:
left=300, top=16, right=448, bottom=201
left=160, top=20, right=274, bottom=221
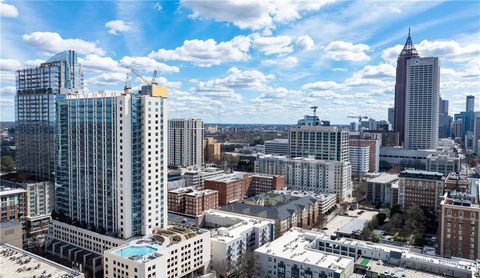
left=390, top=205, right=403, bottom=217
left=376, top=212, right=387, bottom=226
left=1, top=155, right=14, bottom=172
left=384, top=213, right=404, bottom=235
left=360, top=226, right=373, bottom=241
left=404, top=205, right=426, bottom=236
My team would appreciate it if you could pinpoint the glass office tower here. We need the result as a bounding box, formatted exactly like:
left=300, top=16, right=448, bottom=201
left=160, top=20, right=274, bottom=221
left=15, top=50, right=83, bottom=181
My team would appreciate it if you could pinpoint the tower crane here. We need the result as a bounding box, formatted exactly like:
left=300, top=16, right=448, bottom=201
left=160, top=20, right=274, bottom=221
left=128, top=66, right=149, bottom=85
left=310, top=106, right=319, bottom=117
left=347, top=115, right=368, bottom=123
left=123, top=73, right=131, bottom=94
left=151, top=70, right=158, bottom=85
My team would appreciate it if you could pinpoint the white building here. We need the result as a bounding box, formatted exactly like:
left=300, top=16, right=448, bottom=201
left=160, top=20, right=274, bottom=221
left=379, top=147, right=439, bottom=169
left=426, top=153, right=461, bottom=176
left=405, top=57, right=440, bottom=150
left=349, top=145, right=370, bottom=175
left=254, top=229, right=354, bottom=278
left=264, top=139, right=289, bottom=156
left=103, top=226, right=211, bottom=278
left=203, top=210, right=275, bottom=277
left=289, top=126, right=350, bottom=162
left=183, top=166, right=225, bottom=187
left=366, top=173, right=399, bottom=207
left=255, top=155, right=352, bottom=201
left=168, top=119, right=204, bottom=168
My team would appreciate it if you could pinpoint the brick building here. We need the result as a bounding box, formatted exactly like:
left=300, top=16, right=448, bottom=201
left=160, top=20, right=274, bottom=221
left=168, top=187, right=219, bottom=216
left=398, top=170, right=444, bottom=213
left=204, top=174, right=249, bottom=205
left=0, top=186, right=26, bottom=222
left=246, top=174, right=285, bottom=196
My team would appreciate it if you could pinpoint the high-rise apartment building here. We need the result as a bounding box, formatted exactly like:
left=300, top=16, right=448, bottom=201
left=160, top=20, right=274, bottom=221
left=56, top=87, right=168, bottom=239
left=15, top=50, right=83, bottom=181
left=466, top=95, right=475, bottom=112
left=394, top=30, right=420, bottom=146
left=289, top=126, right=349, bottom=161
left=168, top=119, right=204, bottom=168
left=404, top=57, right=440, bottom=150
left=349, top=137, right=380, bottom=172
left=349, top=145, right=370, bottom=175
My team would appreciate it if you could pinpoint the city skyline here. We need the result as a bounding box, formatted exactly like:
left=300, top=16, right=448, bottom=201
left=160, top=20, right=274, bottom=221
left=1, top=1, right=479, bottom=124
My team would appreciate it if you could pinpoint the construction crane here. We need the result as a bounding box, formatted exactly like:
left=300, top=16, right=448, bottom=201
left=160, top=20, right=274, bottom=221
left=347, top=115, right=368, bottom=123
left=310, top=106, right=319, bottom=117
left=347, top=115, right=369, bottom=180
left=151, top=70, right=158, bottom=85
left=128, top=66, right=149, bottom=85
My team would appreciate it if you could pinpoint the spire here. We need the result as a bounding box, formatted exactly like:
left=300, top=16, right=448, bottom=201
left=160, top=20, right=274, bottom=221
left=399, top=27, right=419, bottom=58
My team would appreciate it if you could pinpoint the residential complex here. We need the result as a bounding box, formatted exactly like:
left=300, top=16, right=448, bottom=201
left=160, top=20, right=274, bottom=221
left=398, top=170, right=444, bottom=212
left=203, top=173, right=249, bottom=205
left=246, top=173, right=285, bottom=196
left=366, top=173, right=399, bottom=207
left=168, top=187, right=219, bottom=216
left=264, top=138, right=289, bottom=156
left=349, top=145, right=370, bottom=175
left=349, top=137, right=380, bottom=172
left=15, top=50, right=83, bottom=181
left=0, top=186, right=25, bottom=223
left=183, top=166, right=225, bottom=187
left=288, top=126, right=349, bottom=161
left=255, top=155, right=352, bottom=201
left=168, top=118, right=204, bottom=168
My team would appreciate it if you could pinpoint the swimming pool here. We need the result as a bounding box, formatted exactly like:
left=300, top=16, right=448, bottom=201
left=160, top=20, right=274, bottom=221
left=115, top=245, right=158, bottom=258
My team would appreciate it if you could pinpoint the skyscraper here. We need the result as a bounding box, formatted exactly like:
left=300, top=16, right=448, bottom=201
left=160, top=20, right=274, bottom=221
left=56, top=86, right=168, bottom=239
left=15, top=50, right=83, bottom=181
left=439, top=97, right=452, bottom=138
left=467, top=95, right=475, bottom=112
left=404, top=57, right=440, bottom=150
left=440, top=97, right=449, bottom=115
left=388, top=107, right=395, bottom=127
left=394, top=30, right=420, bottom=146
left=168, top=119, right=204, bottom=168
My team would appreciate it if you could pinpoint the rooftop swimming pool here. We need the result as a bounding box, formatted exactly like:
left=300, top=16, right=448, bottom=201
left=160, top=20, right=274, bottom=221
left=115, top=245, right=158, bottom=258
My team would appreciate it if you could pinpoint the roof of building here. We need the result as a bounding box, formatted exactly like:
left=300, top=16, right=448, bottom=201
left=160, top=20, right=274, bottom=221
left=366, top=173, right=399, bottom=184
left=265, top=139, right=288, bottom=144
left=336, top=218, right=369, bottom=236
left=0, top=186, right=26, bottom=197
left=255, top=229, right=353, bottom=273
left=399, top=170, right=444, bottom=180
left=271, top=190, right=336, bottom=202
left=204, top=173, right=244, bottom=183
left=356, top=257, right=444, bottom=278
left=0, top=244, right=83, bottom=278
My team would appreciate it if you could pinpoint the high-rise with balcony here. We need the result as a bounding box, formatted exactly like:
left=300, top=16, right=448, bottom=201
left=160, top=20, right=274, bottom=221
left=168, top=119, right=204, bottom=168
left=404, top=57, right=440, bottom=150
left=55, top=86, right=168, bottom=239
left=15, top=50, right=83, bottom=181
left=394, top=30, right=420, bottom=146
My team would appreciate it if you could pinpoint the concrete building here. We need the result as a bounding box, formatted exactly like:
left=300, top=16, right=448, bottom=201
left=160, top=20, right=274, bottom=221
left=445, top=173, right=470, bottom=193
left=349, top=145, right=370, bottom=176
left=203, top=210, right=275, bottom=278
left=439, top=179, right=479, bottom=260
left=379, top=147, right=438, bottom=169
left=204, top=137, right=221, bottom=162
left=15, top=50, right=83, bottom=181
left=103, top=226, right=211, bottom=278
left=183, top=166, right=225, bottom=188
left=0, top=186, right=26, bottom=223
left=366, top=173, right=399, bottom=207
left=426, top=153, right=461, bottom=176
left=254, top=229, right=355, bottom=278
left=466, top=95, right=475, bottom=113
left=255, top=155, right=352, bottom=201
left=246, top=173, right=285, bottom=196
left=0, top=221, right=23, bottom=248
left=398, top=170, right=444, bottom=212
left=289, top=126, right=349, bottom=162
left=55, top=88, right=168, bottom=239
left=168, top=119, right=204, bottom=168
left=264, top=138, right=289, bottom=156
left=1, top=243, right=84, bottom=278
left=349, top=137, right=381, bottom=172
left=168, top=187, right=219, bottom=216
left=404, top=57, right=440, bottom=150
left=204, top=173, right=249, bottom=205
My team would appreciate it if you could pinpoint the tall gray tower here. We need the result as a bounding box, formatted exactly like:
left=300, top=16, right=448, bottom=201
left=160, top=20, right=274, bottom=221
left=467, top=95, right=475, bottom=112
left=404, top=57, right=440, bottom=150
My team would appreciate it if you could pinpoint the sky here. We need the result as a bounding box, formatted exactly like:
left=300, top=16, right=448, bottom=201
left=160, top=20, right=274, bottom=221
left=0, top=0, right=479, bottom=124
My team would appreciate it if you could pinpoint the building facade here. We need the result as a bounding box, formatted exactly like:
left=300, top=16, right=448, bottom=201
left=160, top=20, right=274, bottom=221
left=168, top=119, right=204, bottom=168
left=204, top=137, right=221, bottom=162
left=426, top=153, right=461, bottom=176
left=264, top=139, right=289, bottom=156
left=168, top=187, right=219, bottom=216
left=349, top=145, right=370, bottom=176
left=56, top=87, right=168, bottom=239
left=183, top=166, right=225, bottom=188
left=246, top=173, right=285, bottom=196
left=404, top=57, right=440, bottom=150
left=255, top=155, right=352, bottom=201
left=349, top=138, right=380, bottom=172
left=289, top=126, right=349, bottom=162
left=204, top=174, right=249, bottom=205
left=366, top=173, right=399, bottom=207
left=15, top=50, right=83, bottom=181
left=398, top=170, right=444, bottom=212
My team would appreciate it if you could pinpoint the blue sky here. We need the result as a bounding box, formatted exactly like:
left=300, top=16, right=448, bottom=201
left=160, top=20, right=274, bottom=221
left=1, top=0, right=479, bottom=124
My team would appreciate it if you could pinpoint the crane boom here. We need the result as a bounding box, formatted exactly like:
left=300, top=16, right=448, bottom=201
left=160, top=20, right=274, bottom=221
left=128, top=67, right=149, bottom=85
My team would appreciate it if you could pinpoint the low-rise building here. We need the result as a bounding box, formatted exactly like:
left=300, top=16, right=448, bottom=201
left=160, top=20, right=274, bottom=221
left=204, top=173, right=249, bottom=205
left=264, top=138, right=289, bottom=156
left=379, top=147, right=438, bottom=170
left=0, top=186, right=26, bottom=223
left=426, top=153, right=461, bottom=176
left=255, top=155, right=352, bottom=202
left=0, top=243, right=84, bottom=278
left=246, top=173, right=285, bottom=196
left=254, top=229, right=355, bottom=278
left=168, top=187, right=219, bottom=216
left=203, top=210, right=275, bottom=277
left=444, top=173, right=469, bottom=193
left=366, top=173, right=399, bottom=207
left=271, top=189, right=337, bottom=215
left=398, top=170, right=444, bottom=212
left=183, top=166, right=225, bottom=188
left=103, top=226, right=211, bottom=278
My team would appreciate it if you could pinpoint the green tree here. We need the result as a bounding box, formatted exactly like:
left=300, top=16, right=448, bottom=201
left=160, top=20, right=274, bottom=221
left=376, top=212, right=387, bottom=226
left=384, top=213, right=404, bottom=235
left=390, top=204, right=403, bottom=217
left=404, top=205, right=426, bottom=236
left=1, top=155, right=14, bottom=172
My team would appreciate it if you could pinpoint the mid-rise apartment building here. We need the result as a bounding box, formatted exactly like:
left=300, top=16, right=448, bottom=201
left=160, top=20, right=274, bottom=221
left=168, top=118, right=204, bottom=168
left=246, top=173, right=285, bottom=196
left=183, top=166, right=225, bottom=187
left=349, top=145, right=370, bottom=175
left=289, top=126, right=349, bottom=161
left=255, top=155, right=352, bottom=201
left=398, top=170, right=444, bottom=212
left=168, top=187, right=219, bottom=216
left=349, top=137, right=380, bottom=172
left=0, top=186, right=26, bottom=223
left=204, top=137, right=221, bottom=162
left=204, top=174, right=249, bottom=205
left=264, top=138, right=289, bottom=156
left=366, top=173, right=399, bottom=207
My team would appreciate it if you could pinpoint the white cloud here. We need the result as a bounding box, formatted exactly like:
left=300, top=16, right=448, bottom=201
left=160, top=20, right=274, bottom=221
left=353, top=63, right=395, bottom=79
left=85, top=72, right=125, bottom=86
left=22, top=32, right=105, bottom=55
left=252, top=35, right=293, bottom=55
left=0, top=86, right=16, bottom=95
left=105, top=20, right=132, bottom=35
left=150, top=35, right=250, bottom=67
left=154, top=2, right=162, bottom=11
left=120, top=56, right=179, bottom=73
left=0, top=58, right=21, bottom=71
left=295, top=35, right=315, bottom=50
left=181, top=0, right=335, bottom=30
left=195, top=67, right=274, bottom=91
left=0, top=1, right=18, bottom=18
left=24, top=59, right=45, bottom=67
left=79, top=54, right=125, bottom=73
left=262, top=56, right=298, bottom=67
left=302, top=81, right=344, bottom=91
left=324, top=40, right=370, bottom=62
